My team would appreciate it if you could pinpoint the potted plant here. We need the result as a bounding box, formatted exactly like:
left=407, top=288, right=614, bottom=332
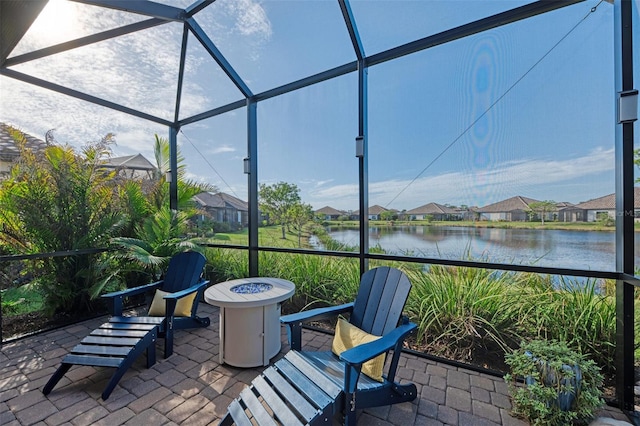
left=504, top=339, right=604, bottom=425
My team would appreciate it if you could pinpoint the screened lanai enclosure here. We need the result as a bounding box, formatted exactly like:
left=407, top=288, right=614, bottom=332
left=0, top=0, right=638, bottom=418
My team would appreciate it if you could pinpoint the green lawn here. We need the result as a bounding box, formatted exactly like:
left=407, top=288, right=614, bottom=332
left=1, top=285, right=44, bottom=316
left=207, top=225, right=313, bottom=248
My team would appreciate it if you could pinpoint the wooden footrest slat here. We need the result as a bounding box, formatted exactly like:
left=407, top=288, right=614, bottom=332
left=70, top=344, right=133, bottom=357
left=81, top=336, right=141, bottom=346
left=263, top=367, right=318, bottom=422
left=109, top=316, right=165, bottom=325
left=63, top=354, right=125, bottom=368
left=90, top=329, right=150, bottom=338
left=100, top=322, right=158, bottom=331
left=252, top=375, right=303, bottom=426
left=239, top=387, right=278, bottom=426
left=228, top=399, right=253, bottom=426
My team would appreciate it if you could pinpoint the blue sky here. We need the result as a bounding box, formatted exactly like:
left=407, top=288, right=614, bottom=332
left=1, top=0, right=638, bottom=211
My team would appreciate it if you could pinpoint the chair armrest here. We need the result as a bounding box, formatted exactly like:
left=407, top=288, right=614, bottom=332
left=280, top=302, right=354, bottom=325
left=339, top=322, right=417, bottom=365
left=101, top=281, right=163, bottom=316
left=162, top=280, right=209, bottom=300
left=102, top=281, right=163, bottom=299
left=281, top=302, right=354, bottom=351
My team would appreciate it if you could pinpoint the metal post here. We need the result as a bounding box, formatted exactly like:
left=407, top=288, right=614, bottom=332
left=168, top=126, right=179, bottom=211
left=613, top=0, right=635, bottom=412
left=247, top=99, right=259, bottom=277
left=357, top=59, right=369, bottom=275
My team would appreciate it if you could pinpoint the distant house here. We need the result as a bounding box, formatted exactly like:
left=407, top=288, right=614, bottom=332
left=368, top=205, right=388, bottom=220
left=193, top=192, right=248, bottom=227
left=477, top=196, right=540, bottom=221
left=315, top=206, right=346, bottom=220
left=554, top=201, right=577, bottom=222
left=564, top=188, right=640, bottom=222
left=406, top=202, right=460, bottom=221
left=0, top=123, right=48, bottom=179
left=351, top=205, right=400, bottom=220
left=102, top=153, right=157, bottom=179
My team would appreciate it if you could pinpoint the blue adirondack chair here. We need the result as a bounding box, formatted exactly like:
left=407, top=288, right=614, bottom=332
left=219, top=266, right=417, bottom=426
left=102, top=251, right=211, bottom=357
left=44, top=252, right=211, bottom=400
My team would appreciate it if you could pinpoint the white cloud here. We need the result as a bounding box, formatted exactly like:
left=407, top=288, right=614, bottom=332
left=211, top=145, right=236, bottom=154
left=227, top=0, right=272, bottom=38
left=315, top=179, right=334, bottom=187
left=305, top=148, right=615, bottom=211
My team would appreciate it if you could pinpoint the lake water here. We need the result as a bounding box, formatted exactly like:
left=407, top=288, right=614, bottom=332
left=324, top=225, right=640, bottom=272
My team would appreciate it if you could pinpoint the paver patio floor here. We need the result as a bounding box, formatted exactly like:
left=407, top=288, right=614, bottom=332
left=0, top=303, right=629, bottom=425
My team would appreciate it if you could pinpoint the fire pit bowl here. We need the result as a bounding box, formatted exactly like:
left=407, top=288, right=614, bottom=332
left=230, top=283, right=273, bottom=294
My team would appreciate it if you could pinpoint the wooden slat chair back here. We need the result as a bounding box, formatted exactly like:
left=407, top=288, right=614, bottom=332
left=161, top=251, right=207, bottom=294
left=350, top=267, right=412, bottom=337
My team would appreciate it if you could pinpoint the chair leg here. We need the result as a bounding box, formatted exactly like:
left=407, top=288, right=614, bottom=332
left=42, top=363, right=72, bottom=396
left=147, top=338, right=156, bottom=368
left=344, top=392, right=357, bottom=426
left=164, top=324, right=173, bottom=358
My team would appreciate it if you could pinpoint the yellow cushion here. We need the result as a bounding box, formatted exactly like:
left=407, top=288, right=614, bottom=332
left=331, top=317, right=386, bottom=382
left=148, top=289, right=197, bottom=317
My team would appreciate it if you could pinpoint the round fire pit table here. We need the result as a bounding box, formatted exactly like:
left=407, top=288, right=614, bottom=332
left=204, top=277, right=295, bottom=367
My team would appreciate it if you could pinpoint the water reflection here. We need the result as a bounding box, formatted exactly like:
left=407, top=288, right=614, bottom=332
left=326, top=225, right=639, bottom=271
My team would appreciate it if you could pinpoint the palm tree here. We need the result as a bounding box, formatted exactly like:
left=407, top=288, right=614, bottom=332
left=111, top=134, right=215, bottom=280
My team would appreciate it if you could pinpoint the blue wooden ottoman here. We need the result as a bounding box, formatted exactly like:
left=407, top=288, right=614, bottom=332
left=43, top=318, right=163, bottom=400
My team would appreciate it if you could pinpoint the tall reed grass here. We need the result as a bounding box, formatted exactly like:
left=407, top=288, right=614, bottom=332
left=404, top=265, right=526, bottom=361
left=204, top=246, right=621, bottom=375
left=516, top=275, right=616, bottom=372
left=258, top=252, right=360, bottom=312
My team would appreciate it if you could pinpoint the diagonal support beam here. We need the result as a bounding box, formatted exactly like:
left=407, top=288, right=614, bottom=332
left=69, top=0, right=185, bottom=21
left=338, top=0, right=364, bottom=60
left=0, top=68, right=173, bottom=127
left=186, top=0, right=216, bottom=17
left=367, top=0, right=584, bottom=67
left=186, top=17, right=252, bottom=98
left=174, top=24, right=189, bottom=123
left=4, top=19, right=167, bottom=67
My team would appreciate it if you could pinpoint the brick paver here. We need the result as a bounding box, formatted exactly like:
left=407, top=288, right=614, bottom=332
left=0, top=303, right=632, bottom=425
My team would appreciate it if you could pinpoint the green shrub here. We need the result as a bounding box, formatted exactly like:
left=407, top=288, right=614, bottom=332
left=504, top=339, right=604, bottom=426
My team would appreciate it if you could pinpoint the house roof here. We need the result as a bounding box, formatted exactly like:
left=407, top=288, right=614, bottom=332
left=353, top=205, right=390, bottom=216
left=368, top=205, right=388, bottom=215
left=194, top=192, right=248, bottom=212
left=103, top=154, right=156, bottom=171
left=315, top=206, right=345, bottom=216
left=554, top=201, right=575, bottom=209
left=573, top=187, right=640, bottom=210
left=406, top=202, right=457, bottom=215
left=0, top=122, right=48, bottom=162
left=477, top=196, right=540, bottom=213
